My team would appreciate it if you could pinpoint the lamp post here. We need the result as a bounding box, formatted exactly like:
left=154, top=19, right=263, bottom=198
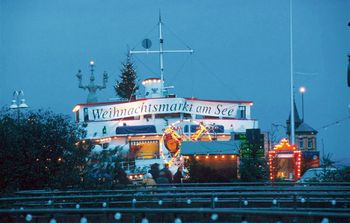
left=289, top=0, right=296, bottom=144
left=10, top=90, right=29, bottom=124
left=299, top=86, right=306, bottom=122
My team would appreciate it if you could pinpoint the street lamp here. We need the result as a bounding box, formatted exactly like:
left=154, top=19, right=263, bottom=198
left=10, top=90, right=29, bottom=123
left=299, top=86, right=306, bottom=122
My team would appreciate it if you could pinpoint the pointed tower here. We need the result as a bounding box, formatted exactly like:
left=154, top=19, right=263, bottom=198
left=286, top=100, right=318, bottom=150
left=286, top=99, right=320, bottom=170
left=286, top=100, right=302, bottom=137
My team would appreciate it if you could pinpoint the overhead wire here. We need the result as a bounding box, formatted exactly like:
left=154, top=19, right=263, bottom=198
left=317, top=116, right=350, bottom=131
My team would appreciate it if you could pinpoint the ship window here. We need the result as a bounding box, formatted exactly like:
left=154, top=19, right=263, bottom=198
left=144, top=114, right=152, bottom=120
left=155, top=113, right=180, bottom=119
left=183, top=113, right=192, bottom=118
left=239, top=106, right=246, bottom=119
left=83, top=108, right=89, bottom=121
left=299, top=139, right=304, bottom=149
left=155, top=114, right=165, bottom=119
left=308, top=138, right=313, bottom=149
left=129, top=140, right=159, bottom=159
left=75, top=111, right=79, bottom=122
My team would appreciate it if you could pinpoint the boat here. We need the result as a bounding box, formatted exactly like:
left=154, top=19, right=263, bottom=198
left=73, top=16, right=260, bottom=181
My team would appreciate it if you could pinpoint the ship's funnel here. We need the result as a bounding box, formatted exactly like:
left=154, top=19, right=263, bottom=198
left=142, top=78, right=164, bottom=98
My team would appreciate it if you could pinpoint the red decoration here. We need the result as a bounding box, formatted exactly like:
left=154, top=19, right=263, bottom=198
left=268, top=138, right=301, bottom=181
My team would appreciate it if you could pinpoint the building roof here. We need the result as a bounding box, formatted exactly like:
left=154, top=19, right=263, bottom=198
left=180, top=140, right=240, bottom=155
left=295, top=122, right=318, bottom=134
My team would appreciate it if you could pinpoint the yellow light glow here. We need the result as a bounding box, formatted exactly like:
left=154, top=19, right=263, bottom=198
left=206, top=156, right=209, bottom=159
left=215, top=156, right=218, bottom=159
left=72, top=105, right=80, bottom=112
left=196, top=156, right=199, bottom=160
left=221, top=155, right=225, bottom=158
left=299, top=86, right=306, bottom=93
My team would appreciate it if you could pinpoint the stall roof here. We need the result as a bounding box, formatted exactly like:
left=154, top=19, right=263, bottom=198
left=181, top=140, right=240, bottom=155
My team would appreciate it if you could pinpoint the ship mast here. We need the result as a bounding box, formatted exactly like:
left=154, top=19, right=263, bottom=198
left=129, top=13, right=194, bottom=96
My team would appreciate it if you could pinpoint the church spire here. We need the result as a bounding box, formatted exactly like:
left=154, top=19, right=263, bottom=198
left=286, top=99, right=302, bottom=136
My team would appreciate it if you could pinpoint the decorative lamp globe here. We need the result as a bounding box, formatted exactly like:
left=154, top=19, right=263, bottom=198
left=19, top=99, right=29, bottom=108
left=10, top=100, right=18, bottom=109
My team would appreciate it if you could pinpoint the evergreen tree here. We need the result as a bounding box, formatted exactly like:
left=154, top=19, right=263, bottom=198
left=82, top=146, right=130, bottom=189
left=239, top=140, right=268, bottom=182
left=0, top=108, right=91, bottom=192
left=114, top=55, right=139, bottom=100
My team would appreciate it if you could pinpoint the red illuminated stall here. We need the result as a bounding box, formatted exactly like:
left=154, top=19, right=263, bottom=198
left=269, top=138, right=302, bottom=181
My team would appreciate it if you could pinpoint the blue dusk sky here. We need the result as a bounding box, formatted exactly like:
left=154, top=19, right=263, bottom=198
left=1, top=0, right=349, bottom=163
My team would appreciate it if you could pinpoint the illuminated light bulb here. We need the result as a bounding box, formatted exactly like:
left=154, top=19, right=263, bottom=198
left=331, top=200, right=336, bottom=206
left=25, top=214, right=33, bottom=222
left=211, top=213, right=219, bottom=221
left=186, top=199, right=192, bottom=204
left=205, top=156, right=209, bottom=159
left=141, top=218, right=149, bottom=223
left=174, top=218, right=182, bottom=223
left=299, top=86, right=306, bottom=93
left=213, top=197, right=219, bottom=202
left=80, top=217, right=88, bottom=223
left=196, top=156, right=199, bottom=160
left=221, top=155, right=225, bottom=158
left=243, top=200, right=248, bottom=206
left=114, top=212, right=122, bottom=220
left=321, top=218, right=329, bottom=223
left=102, top=202, right=107, bottom=208
left=272, top=199, right=277, bottom=205
left=158, top=200, right=163, bottom=205
left=215, top=156, right=218, bottom=159
left=231, top=155, right=235, bottom=158
left=89, top=60, right=94, bottom=65
left=300, top=198, right=306, bottom=203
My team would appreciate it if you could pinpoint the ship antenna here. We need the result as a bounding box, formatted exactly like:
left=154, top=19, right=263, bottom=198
left=129, top=13, right=194, bottom=97
left=159, top=10, right=165, bottom=96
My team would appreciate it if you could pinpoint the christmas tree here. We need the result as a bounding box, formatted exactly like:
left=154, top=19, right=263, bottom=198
left=114, top=55, right=139, bottom=100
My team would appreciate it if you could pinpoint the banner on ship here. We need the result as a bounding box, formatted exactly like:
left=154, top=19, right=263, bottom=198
left=83, top=98, right=241, bottom=121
